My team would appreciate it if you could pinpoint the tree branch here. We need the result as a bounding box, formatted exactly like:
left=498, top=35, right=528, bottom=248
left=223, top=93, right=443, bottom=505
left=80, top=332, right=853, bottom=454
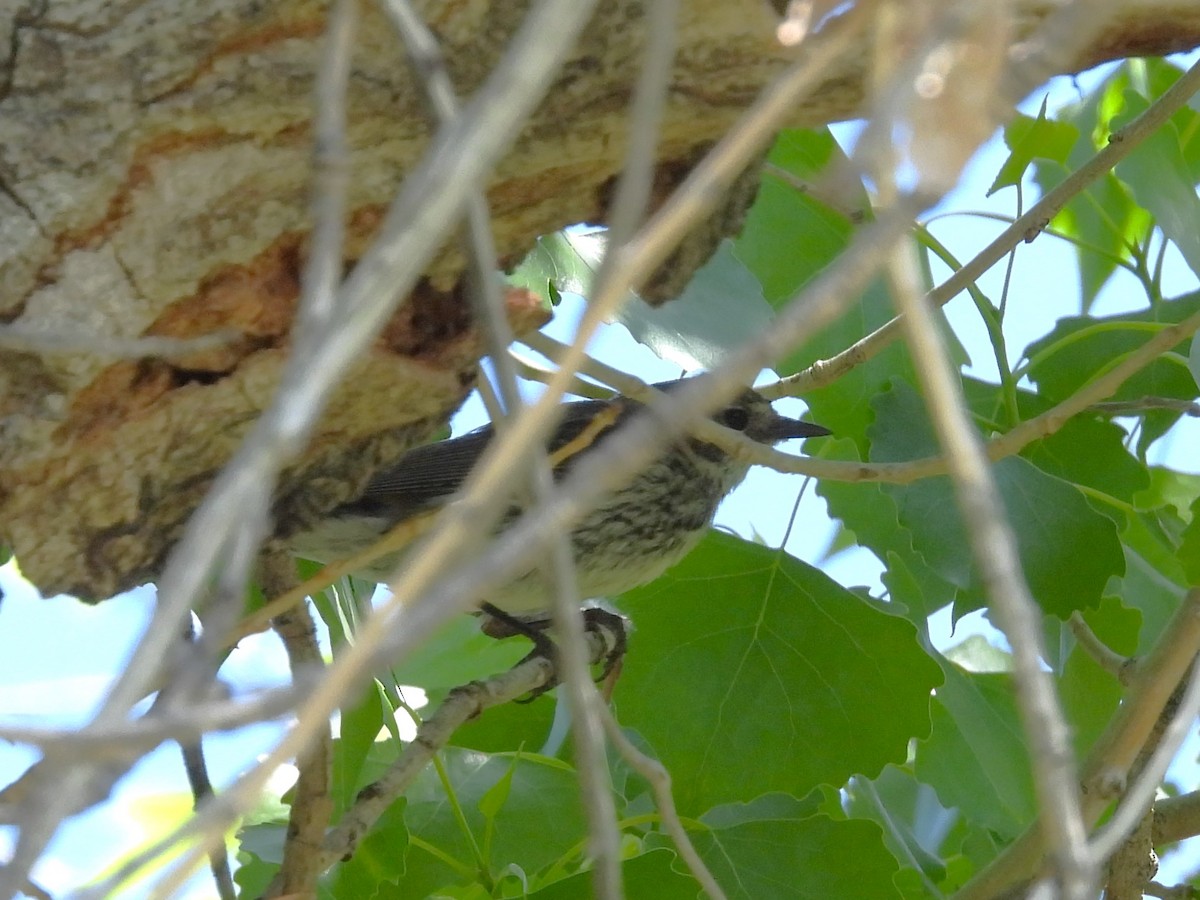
left=1070, top=612, right=1136, bottom=684
left=765, top=54, right=1200, bottom=401
left=312, top=625, right=622, bottom=873
left=887, top=242, right=1093, bottom=897
left=598, top=704, right=729, bottom=900
left=20, top=2, right=608, bottom=892
left=261, top=554, right=333, bottom=899
left=956, top=589, right=1200, bottom=899
left=1155, top=791, right=1200, bottom=846
left=526, top=301, right=1200, bottom=489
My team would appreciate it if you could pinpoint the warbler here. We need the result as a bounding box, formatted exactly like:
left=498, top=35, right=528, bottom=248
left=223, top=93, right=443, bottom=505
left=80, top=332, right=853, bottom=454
left=288, top=379, right=829, bottom=631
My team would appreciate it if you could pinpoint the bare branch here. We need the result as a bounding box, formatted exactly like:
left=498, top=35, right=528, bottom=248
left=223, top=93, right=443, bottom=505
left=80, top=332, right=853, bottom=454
left=887, top=241, right=1093, bottom=897
left=958, top=589, right=1200, bottom=899
left=598, top=705, right=729, bottom=900
left=1069, top=612, right=1135, bottom=684
left=313, top=626, right=620, bottom=872
left=1102, top=810, right=1157, bottom=900
left=262, top=557, right=333, bottom=899
left=1145, top=882, right=1198, bottom=900
left=294, top=0, right=355, bottom=344
left=1154, top=791, right=1200, bottom=846
left=1091, top=663, right=1200, bottom=864
left=766, top=53, right=1200, bottom=400
left=17, top=1, right=607, bottom=892
left=0, top=325, right=238, bottom=359
left=1090, top=397, right=1200, bottom=418
left=0, top=687, right=297, bottom=753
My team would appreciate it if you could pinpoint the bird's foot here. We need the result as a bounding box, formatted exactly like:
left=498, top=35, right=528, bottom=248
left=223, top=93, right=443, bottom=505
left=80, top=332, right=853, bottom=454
left=478, top=604, right=629, bottom=701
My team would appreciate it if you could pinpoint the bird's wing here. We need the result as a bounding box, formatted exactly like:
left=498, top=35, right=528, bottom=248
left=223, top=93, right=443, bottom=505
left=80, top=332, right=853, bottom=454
left=355, top=425, right=496, bottom=515
left=351, top=397, right=623, bottom=518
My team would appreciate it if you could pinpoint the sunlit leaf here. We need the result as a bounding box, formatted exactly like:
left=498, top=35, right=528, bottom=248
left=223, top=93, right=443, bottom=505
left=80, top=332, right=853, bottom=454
left=990, top=99, right=1078, bottom=194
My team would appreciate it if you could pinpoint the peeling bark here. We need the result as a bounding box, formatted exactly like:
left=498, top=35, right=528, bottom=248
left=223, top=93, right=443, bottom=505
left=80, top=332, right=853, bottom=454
left=0, top=0, right=1197, bottom=598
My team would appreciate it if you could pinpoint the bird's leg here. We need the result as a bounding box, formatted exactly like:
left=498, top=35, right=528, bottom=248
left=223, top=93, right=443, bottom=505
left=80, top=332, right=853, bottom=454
left=477, top=603, right=629, bottom=700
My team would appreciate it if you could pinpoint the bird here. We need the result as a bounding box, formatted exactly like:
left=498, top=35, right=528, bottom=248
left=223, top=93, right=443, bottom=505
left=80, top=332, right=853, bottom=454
left=287, top=379, right=829, bottom=637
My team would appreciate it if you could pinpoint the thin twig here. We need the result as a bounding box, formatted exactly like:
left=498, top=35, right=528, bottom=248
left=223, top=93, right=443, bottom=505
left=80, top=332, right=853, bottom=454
left=508, top=350, right=614, bottom=398
left=597, top=705, right=728, bottom=900
left=760, top=310, right=1200, bottom=483
left=957, top=589, right=1200, bottom=899
left=293, top=0, right=355, bottom=345
left=378, top=3, right=623, bottom=891
left=765, top=54, right=1200, bottom=401
left=887, top=242, right=1094, bottom=898
left=1091, top=662, right=1200, bottom=864
left=0, top=687, right=297, bottom=753
left=261, top=556, right=333, bottom=899
left=174, top=618, right=235, bottom=900
left=313, top=626, right=620, bottom=871
left=30, top=2, right=606, bottom=895
left=1145, top=882, right=1198, bottom=900
left=1069, top=612, right=1135, bottom=683
left=16, top=879, right=51, bottom=900
left=1090, top=397, right=1200, bottom=418
left=0, top=325, right=238, bottom=359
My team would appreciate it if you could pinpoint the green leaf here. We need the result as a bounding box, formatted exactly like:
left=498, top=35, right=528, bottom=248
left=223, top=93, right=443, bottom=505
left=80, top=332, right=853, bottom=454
left=388, top=614, right=527, bottom=692
left=843, top=766, right=959, bottom=885
left=1023, top=292, right=1200, bottom=453
left=477, top=756, right=518, bottom=821
left=869, top=380, right=1125, bottom=619
left=1030, top=65, right=1151, bottom=310
left=735, top=128, right=918, bottom=442
left=510, top=231, right=777, bottom=370
left=615, top=531, right=941, bottom=814
left=689, top=795, right=902, bottom=900
left=610, top=240, right=776, bottom=369
left=527, top=849, right=702, bottom=899
left=448, top=693, right=558, bottom=755
left=1181, top=496, right=1200, bottom=585
left=1113, top=89, right=1200, bottom=278
left=990, top=100, right=1078, bottom=194
left=1020, top=412, right=1148, bottom=509
left=235, top=825, right=285, bottom=897
left=1135, top=466, right=1200, bottom=518
left=944, top=635, right=1011, bottom=673
left=1190, top=333, right=1200, bottom=390
left=393, top=748, right=585, bottom=898
left=333, top=681, right=386, bottom=814
left=1118, top=512, right=1190, bottom=653
left=326, top=802, right=409, bottom=897
left=735, top=128, right=862, bottom=308
left=1058, top=598, right=1140, bottom=757
left=507, top=229, right=608, bottom=300
left=915, top=662, right=1036, bottom=839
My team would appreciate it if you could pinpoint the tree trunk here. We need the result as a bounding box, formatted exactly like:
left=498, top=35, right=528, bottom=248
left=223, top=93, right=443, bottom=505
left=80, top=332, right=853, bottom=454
left=0, top=0, right=1197, bottom=598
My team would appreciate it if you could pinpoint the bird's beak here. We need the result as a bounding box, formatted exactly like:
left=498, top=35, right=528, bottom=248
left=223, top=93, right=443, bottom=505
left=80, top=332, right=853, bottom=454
left=767, top=414, right=831, bottom=442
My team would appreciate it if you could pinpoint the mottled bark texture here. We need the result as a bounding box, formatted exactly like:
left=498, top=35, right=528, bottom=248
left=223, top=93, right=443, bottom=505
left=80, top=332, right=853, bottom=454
left=0, top=0, right=1197, bottom=599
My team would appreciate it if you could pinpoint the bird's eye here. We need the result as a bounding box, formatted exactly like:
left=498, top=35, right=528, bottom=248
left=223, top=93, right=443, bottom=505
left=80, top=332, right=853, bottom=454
left=717, top=406, right=750, bottom=431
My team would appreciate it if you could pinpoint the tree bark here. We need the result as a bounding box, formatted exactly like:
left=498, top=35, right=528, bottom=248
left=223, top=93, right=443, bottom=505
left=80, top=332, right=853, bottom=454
left=0, top=0, right=1197, bottom=599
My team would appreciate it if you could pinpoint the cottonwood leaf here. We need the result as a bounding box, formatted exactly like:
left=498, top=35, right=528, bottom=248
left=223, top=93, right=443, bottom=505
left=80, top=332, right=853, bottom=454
left=615, top=531, right=940, bottom=815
